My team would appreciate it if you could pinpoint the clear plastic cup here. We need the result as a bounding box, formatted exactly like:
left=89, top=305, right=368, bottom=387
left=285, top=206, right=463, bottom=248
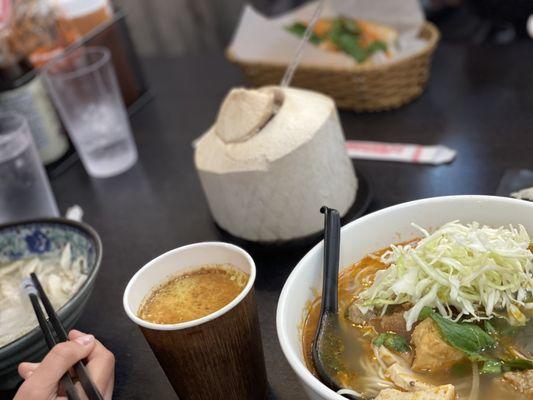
left=43, top=46, right=138, bottom=178
left=0, top=113, right=59, bottom=224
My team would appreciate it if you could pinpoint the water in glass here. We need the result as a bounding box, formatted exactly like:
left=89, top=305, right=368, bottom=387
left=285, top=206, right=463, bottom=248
left=70, top=100, right=137, bottom=178
left=0, top=120, right=59, bottom=223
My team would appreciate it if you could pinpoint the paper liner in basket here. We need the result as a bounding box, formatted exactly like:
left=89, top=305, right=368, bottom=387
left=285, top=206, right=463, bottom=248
left=228, top=0, right=427, bottom=69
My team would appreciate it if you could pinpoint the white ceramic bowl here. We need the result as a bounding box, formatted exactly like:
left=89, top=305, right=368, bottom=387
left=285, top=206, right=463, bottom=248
left=276, top=195, right=533, bottom=400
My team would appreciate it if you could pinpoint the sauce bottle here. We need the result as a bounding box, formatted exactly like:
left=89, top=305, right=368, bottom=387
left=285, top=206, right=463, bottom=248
left=8, top=0, right=80, bottom=68
left=0, top=58, right=68, bottom=164
left=55, top=0, right=113, bottom=36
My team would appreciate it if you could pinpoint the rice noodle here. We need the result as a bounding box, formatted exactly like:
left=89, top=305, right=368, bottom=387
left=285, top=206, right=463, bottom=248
left=468, top=362, right=479, bottom=400
left=343, top=345, right=396, bottom=396
left=373, top=344, right=388, bottom=370
left=0, top=245, right=87, bottom=347
left=342, top=357, right=395, bottom=397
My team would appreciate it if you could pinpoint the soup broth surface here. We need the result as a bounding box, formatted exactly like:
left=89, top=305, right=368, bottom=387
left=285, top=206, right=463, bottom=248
left=138, top=264, right=249, bottom=324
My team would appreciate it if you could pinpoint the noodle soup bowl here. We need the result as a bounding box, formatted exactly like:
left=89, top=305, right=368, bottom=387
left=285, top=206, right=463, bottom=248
left=277, top=195, right=533, bottom=400
left=0, top=218, right=102, bottom=390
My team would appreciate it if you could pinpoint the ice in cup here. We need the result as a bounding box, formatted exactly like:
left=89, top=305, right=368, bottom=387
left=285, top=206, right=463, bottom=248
left=43, top=47, right=138, bottom=178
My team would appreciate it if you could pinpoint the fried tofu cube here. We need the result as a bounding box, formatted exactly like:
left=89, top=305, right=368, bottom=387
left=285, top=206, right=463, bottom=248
left=375, top=384, right=456, bottom=400
left=502, top=370, right=533, bottom=397
left=411, top=319, right=465, bottom=372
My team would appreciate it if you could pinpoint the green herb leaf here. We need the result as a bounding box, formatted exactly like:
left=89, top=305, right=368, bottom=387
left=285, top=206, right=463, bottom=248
left=373, top=333, right=410, bottom=353
left=328, top=18, right=344, bottom=42
left=419, top=307, right=496, bottom=361
left=420, top=313, right=532, bottom=375
left=502, top=359, right=533, bottom=372
left=326, top=18, right=370, bottom=63
left=339, top=17, right=361, bottom=35
left=419, top=306, right=434, bottom=320
left=288, top=16, right=387, bottom=63
left=484, top=320, right=497, bottom=336
left=285, top=23, right=322, bottom=45
left=366, top=40, right=388, bottom=55
left=480, top=360, right=502, bottom=374
left=481, top=358, right=533, bottom=373
left=336, top=34, right=368, bottom=63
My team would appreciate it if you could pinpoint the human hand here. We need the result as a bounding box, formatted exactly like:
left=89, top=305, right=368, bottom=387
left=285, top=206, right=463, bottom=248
left=14, top=330, right=115, bottom=400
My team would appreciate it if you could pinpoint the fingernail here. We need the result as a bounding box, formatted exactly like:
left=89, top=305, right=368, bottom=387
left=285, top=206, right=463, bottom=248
left=74, top=334, right=94, bottom=346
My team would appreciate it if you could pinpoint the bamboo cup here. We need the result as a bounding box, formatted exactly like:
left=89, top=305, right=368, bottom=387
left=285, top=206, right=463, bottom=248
left=123, top=242, right=268, bottom=400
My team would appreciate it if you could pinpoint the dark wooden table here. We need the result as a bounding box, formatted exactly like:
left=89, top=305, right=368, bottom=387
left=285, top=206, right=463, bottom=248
left=23, top=42, right=533, bottom=399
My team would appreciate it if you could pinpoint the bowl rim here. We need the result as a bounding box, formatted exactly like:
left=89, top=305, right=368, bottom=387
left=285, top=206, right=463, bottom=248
left=276, top=194, right=533, bottom=399
left=0, top=217, right=103, bottom=354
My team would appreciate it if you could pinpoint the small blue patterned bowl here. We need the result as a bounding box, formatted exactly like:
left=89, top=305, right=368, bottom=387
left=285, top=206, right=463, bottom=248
left=0, top=218, right=102, bottom=390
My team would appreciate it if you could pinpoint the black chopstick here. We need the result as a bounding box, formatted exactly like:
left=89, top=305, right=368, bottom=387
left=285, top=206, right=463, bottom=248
left=24, top=274, right=104, bottom=400
left=30, top=273, right=69, bottom=341
left=23, top=279, right=81, bottom=400
left=30, top=273, right=104, bottom=400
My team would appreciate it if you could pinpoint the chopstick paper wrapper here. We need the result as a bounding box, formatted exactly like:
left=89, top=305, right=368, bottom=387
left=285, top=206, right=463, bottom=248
left=346, top=140, right=456, bottom=165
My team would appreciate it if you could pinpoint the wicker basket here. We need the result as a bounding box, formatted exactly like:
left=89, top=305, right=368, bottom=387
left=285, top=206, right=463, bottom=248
left=227, top=22, right=440, bottom=112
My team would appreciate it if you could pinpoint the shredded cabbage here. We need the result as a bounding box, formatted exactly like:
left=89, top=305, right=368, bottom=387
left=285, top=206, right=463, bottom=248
left=357, top=221, right=533, bottom=331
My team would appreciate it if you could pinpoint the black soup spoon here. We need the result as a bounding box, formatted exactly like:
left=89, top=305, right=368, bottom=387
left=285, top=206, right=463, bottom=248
left=312, top=207, right=361, bottom=400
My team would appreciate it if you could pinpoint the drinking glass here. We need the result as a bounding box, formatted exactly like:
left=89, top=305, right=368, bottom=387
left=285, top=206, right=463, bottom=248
left=43, top=47, right=138, bottom=178
left=0, top=113, right=59, bottom=223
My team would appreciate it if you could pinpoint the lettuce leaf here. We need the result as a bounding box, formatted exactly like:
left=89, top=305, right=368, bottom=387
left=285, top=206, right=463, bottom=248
left=358, top=221, right=533, bottom=330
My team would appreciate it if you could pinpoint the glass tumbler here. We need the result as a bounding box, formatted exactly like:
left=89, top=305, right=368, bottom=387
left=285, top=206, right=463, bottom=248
left=0, top=113, right=59, bottom=224
left=43, top=47, right=138, bottom=178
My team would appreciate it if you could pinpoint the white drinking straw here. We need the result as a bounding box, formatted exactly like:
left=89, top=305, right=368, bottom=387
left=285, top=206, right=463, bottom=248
left=280, top=0, right=326, bottom=87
